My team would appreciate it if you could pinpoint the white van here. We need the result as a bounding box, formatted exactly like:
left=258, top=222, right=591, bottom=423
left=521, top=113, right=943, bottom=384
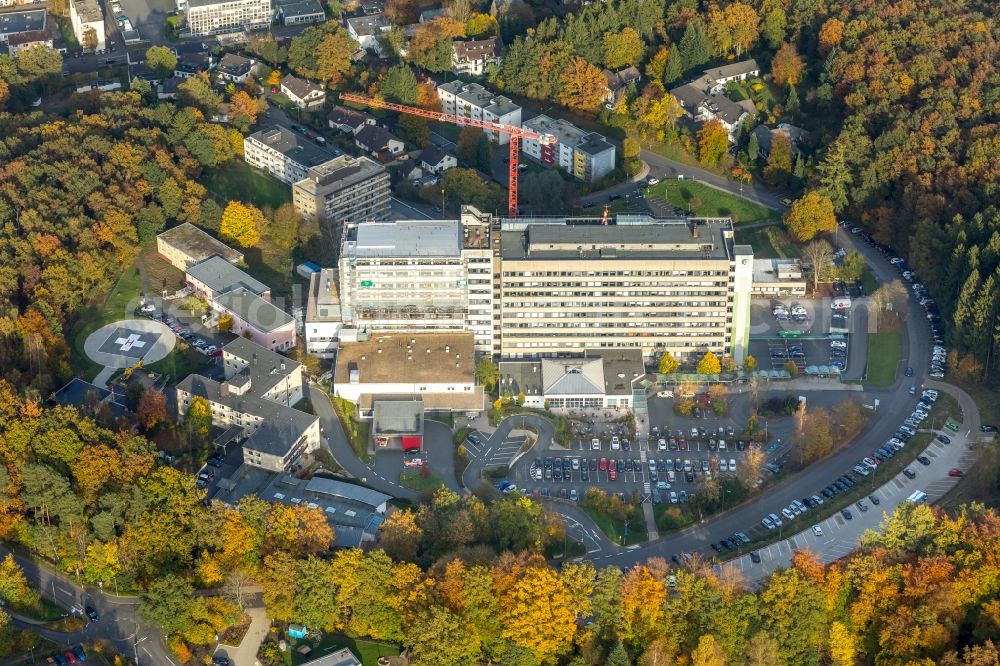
left=906, top=490, right=928, bottom=504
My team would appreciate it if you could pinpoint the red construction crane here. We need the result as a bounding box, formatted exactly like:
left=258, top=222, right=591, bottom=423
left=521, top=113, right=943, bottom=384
left=340, top=92, right=556, bottom=218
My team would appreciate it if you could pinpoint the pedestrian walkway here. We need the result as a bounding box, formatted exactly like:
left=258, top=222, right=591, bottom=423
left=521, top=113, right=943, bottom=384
left=214, top=607, right=269, bottom=666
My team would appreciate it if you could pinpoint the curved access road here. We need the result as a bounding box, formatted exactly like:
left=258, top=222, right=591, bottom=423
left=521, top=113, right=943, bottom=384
left=0, top=546, right=176, bottom=666
left=306, top=382, right=419, bottom=501
left=727, top=380, right=980, bottom=581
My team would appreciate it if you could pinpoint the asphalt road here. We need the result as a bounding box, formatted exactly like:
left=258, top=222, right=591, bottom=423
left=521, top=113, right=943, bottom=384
left=580, top=151, right=789, bottom=213
left=306, top=382, right=419, bottom=501
left=0, top=546, right=176, bottom=666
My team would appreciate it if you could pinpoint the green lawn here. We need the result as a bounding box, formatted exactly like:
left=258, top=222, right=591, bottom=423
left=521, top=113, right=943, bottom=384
left=644, top=180, right=776, bottom=224
left=400, top=469, right=444, bottom=492
left=70, top=266, right=145, bottom=380
left=581, top=504, right=647, bottom=546
left=736, top=224, right=802, bottom=258
left=866, top=331, right=903, bottom=387
left=861, top=267, right=879, bottom=294
left=204, top=161, right=291, bottom=210
left=288, top=634, right=400, bottom=666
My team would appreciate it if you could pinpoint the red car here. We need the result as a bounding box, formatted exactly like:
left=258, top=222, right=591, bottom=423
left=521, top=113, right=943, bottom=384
left=208, top=348, right=222, bottom=357
left=609, top=466, right=617, bottom=482
left=598, top=457, right=607, bottom=471
left=948, top=468, right=964, bottom=477
left=678, top=439, right=687, bottom=450
left=271, top=87, right=278, bottom=93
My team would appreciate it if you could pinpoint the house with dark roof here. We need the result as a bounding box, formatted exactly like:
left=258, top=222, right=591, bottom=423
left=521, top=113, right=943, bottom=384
left=601, top=66, right=640, bottom=103
left=395, top=158, right=423, bottom=182
left=328, top=105, right=377, bottom=135
left=185, top=254, right=269, bottom=301
left=7, top=28, right=51, bottom=55
left=157, top=77, right=183, bottom=100
left=452, top=36, right=503, bottom=76
left=750, top=123, right=812, bottom=159
left=669, top=59, right=760, bottom=141
left=354, top=124, right=404, bottom=161
left=215, top=53, right=256, bottom=83
left=50, top=378, right=130, bottom=424
left=280, top=73, right=325, bottom=110
left=419, top=146, right=456, bottom=174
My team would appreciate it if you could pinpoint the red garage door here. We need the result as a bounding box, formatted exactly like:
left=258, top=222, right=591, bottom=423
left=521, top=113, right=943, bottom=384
left=401, top=436, right=422, bottom=452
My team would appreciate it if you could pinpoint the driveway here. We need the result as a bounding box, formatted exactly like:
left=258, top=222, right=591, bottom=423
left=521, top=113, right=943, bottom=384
left=306, top=383, right=418, bottom=501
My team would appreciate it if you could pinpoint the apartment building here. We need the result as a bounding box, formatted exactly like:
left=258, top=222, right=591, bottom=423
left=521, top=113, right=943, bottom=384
left=521, top=114, right=616, bottom=183
left=437, top=80, right=521, bottom=144
left=244, top=126, right=338, bottom=185
left=498, top=216, right=753, bottom=363
left=176, top=339, right=318, bottom=472
left=291, top=154, right=390, bottom=227
left=305, top=268, right=343, bottom=358
left=337, top=209, right=495, bottom=353
left=185, top=0, right=271, bottom=37
left=69, top=0, right=105, bottom=50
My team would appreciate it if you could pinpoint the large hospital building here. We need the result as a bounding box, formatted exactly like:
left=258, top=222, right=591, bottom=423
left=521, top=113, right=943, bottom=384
left=310, top=208, right=753, bottom=364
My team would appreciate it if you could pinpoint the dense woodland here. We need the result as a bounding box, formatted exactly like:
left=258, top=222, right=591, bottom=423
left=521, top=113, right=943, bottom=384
left=2, top=395, right=1000, bottom=664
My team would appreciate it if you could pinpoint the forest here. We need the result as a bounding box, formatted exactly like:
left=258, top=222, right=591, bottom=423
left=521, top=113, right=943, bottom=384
left=2, top=396, right=1000, bottom=665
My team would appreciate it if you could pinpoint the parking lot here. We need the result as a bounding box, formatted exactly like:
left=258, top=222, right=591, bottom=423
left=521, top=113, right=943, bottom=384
left=508, top=432, right=757, bottom=505
left=748, top=297, right=855, bottom=375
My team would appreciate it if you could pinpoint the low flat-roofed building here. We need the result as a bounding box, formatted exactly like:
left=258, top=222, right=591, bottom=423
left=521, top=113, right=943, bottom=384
left=372, top=398, right=423, bottom=450
left=305, top=268, right=343, bottom=358
left=291, top=154, right=390, bottom=227
left=157, top=222, right=244, bottom=270
left=279, top=0, right=325, bottom=24
left=334, top=332, right=483, bottom=411
left=245, top=126, right=339, bottom=185
left=751, top=258, right=806, bottom=296
left=50, top=377, right=130, bottom=422
left=209, top=466, right=389, bottom=547
left=300, top=648, right=361, bottom=666
left=186, top=254, right=269, bottom=300
left=499, top=350, right=644, bottom=410
left=213, top=288, right=296, bottom=351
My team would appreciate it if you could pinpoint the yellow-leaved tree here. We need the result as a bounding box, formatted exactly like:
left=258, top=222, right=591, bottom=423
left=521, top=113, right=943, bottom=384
left=219, top=201, right=262, bottom=248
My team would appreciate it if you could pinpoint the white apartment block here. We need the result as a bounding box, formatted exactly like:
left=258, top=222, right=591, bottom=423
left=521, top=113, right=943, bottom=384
left=498, top=216, right=753, bottom=363
left=337, top=209, right=495, bottom=353
left=185, top=0, right=271, bottom=36
left=244, top=126, right=337, bottom=186
left=522, top=114, right=616, bottom=183
left=437, top=80, right=521, bottom=145
left=69, top=0, right=105, bottom=50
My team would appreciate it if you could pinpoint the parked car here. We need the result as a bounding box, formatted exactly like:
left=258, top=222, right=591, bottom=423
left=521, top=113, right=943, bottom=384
left=812, top=525, right=823, bottom=537
left=903, top=468, right=917, bottom=479
left=948, top=468, right=964, bottom=477
left=85, top=606, right=99, bottom=621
